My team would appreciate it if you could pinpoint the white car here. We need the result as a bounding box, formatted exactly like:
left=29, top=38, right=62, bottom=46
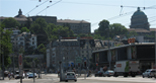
left=65, top=72, right=77, bottom=82
left=142, top=69, right=156, bottom=78
left=103, top=70, right=114, bottom=77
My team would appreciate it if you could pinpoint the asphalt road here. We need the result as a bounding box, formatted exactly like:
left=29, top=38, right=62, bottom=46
left=0, top=74, right=156, bottom=83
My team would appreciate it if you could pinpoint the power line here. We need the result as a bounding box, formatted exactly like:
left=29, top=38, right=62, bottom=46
left=25, top=0, right=50, bottom=16
left=36, top=0, right=62, bottom=15
left=60, top=1, right=119, bottom=7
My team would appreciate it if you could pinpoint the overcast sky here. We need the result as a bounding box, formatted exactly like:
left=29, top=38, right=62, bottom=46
left=0, top=0, right=156, bottom=32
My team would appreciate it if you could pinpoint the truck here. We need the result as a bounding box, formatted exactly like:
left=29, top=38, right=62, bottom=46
left=114, top=60, right=140, bottom=77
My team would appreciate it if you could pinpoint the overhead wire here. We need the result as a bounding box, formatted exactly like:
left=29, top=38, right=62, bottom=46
left=25, top=0, right=50, bottom=16
left=36, top=0, right=62, bottom=15
left=60, top=1, right=118, bottom=7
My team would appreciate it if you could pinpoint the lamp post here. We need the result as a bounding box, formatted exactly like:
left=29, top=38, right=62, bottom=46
left=155, top=29, right=156, bottom=69
left=2, top=31, right=5, bottom=80
left=107, top=26, right=111, bottom=70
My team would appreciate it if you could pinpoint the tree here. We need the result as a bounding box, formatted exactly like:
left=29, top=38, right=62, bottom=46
left=0, top=27, right=12, bottom=68
left=98, top=19, right=110, bottom=37
left=30, top=18, right=48, bottom=46
left=94, top=19, right=110, bottom=39
left=21, top=27, right=30, bottom=33
left=2, top=17, right=20, bottom=28
left=94, top=19, right=129, bottom=40
left=109, top=23, right=128, bottom=38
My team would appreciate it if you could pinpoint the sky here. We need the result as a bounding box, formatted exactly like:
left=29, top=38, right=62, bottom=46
left=0, top=0, right=156, bottom=33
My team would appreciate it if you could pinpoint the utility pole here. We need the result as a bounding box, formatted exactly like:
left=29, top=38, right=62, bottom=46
left=108, top=26, right=111, bottom=70
left=33, top=60, right=35, bottom=82
left=155, top=29, right=156, bottom=69
left=2, top=32, right=4, bottom=80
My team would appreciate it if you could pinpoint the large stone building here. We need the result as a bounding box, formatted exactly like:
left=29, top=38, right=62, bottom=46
left=57, top=19, right=91, bottom=34
left=128, top=7, right=155, bottom=42
left=0, top=9, right=90, bottom=35
left=130, top=7, right=149, bottom=30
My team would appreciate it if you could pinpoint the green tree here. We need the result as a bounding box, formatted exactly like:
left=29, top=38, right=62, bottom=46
left=21, top=27, right=30, bottom=32
left=94, top=19, right=110, bottom=39
left=2, top=17, right=20, bottom=28
left=30, top=18, right=48, bottom=46
left=109, top=23, right=128, bottom=38
left=0, top=27, right=12, bottom=68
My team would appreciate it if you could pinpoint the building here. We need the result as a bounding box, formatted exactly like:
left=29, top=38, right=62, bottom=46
left=0, top=9, right=28, bottom=25
left=128, top=7, right=155, bottom=42
left=46, top=37, right=97, bottom=71
left=57, top=19, right=91, bottom=35
left=10, top=29, right=37, bottom=51
left=29, top=16, right=57, bottom=25
left=92, top=43, right=155, bottom=72
left=130, top=7, right=149, bottom=30
left=46, top=38, right=80, bottom=70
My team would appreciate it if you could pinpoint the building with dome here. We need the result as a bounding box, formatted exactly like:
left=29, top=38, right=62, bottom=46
left=0, top=9, right=28, bottom=25
left=130, top=7, right=149, bottom=30
left=128, top=7, right=155, bottom=42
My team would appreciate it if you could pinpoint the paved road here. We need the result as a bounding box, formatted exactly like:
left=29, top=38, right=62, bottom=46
left=0, top=74, right=156, bottom=83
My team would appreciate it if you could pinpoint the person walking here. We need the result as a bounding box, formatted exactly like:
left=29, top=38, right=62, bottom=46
left=8, top=72, right=11, bottom=80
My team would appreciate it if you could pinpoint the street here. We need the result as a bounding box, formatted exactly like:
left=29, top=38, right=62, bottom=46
left=1, top=74, right=156, bottom=83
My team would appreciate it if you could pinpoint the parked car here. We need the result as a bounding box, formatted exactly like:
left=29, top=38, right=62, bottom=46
left=28, top=73, right=37, bottom=78
left=15, top=71, right=25, bottom=79
left=103, top=70, right=114, bottom=77
left=65, top=72, right=77, bottom=82
left=142, top=69, right=156, bottom=78
left=95, top=71, right=103, bottom=77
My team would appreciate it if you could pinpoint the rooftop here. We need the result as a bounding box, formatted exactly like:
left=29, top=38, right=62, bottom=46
left=57, top=19, right=90, bottom=23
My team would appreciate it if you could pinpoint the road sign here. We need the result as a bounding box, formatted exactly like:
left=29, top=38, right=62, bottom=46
left=18, top=54, right=23, bottom=69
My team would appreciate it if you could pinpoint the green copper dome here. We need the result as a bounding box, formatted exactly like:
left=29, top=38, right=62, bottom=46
left=133, top=7, right=146, bottom=16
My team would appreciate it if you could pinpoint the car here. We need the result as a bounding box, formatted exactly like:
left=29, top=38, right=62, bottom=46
left=94, top=71, right=103, bottom=77
left=142, top=69, right=156, bottom=78
left=15, top=71, right=25, bottom=79
left=103, top=70, right=114, bottom=77
left=28, top=73, right=37, bottom=78
left=65, top=72, right=77, bottom=82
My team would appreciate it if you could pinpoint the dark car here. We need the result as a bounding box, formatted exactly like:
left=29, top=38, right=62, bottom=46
left=95, top=71, right=103, bottom=77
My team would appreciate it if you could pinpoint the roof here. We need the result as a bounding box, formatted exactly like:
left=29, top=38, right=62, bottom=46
left=128, top=28, right=150, bottom=33
left=132, top=7, right=146, bottom=16
left=93, top=43, right=155, bottom=53
left=57, top=39, right=78, bottom=42
left=57, top=19, right=90, bottom=23
left=0, top=17, right=27, bottom=21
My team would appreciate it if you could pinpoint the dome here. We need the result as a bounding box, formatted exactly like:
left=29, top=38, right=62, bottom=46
left=15, top=9, right=26, bottom=18
left=130, top=7, right=149, bottom=30
left=132, top=7, right=146, bottom=16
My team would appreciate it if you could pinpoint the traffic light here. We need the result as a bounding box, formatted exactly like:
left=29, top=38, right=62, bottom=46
left=39, top=0, right=41, bottom=2
left=84, top=62, right=86, bottom=67
left=96, top=63, right=98, bottom=66
left=78, top=63, right=80, bottom=67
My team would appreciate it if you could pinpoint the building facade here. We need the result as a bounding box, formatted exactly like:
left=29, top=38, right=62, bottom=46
left=9, top=28, right=37, bottom=51
left=57, top=19, right=91, bottom=35
left=46, top=37, right=96, bottom=71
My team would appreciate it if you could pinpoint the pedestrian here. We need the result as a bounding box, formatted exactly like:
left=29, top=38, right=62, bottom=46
left=8, top=72, right=11, bottom=80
